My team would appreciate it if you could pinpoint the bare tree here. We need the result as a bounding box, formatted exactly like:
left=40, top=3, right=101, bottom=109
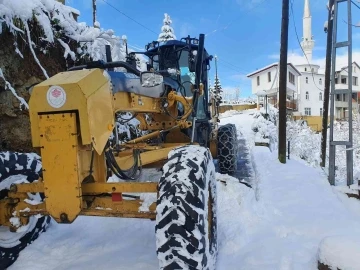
left=235, top=87, right=240, bottom=101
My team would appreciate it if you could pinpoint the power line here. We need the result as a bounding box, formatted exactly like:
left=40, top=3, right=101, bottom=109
left=219, top=58, right=250, bottom=74
left=289, top=0, right=323, bottom=92
left=100, top=0, right=158, bottom=35
left=217, top=60, right=249, bottom=75
left=351, top=0, right=360, bottom=10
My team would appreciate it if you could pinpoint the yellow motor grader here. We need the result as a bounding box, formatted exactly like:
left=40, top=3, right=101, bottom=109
left=0, top=34, right=238, bottom=269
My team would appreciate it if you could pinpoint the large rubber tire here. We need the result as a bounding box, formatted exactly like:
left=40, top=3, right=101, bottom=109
left=156, top=145, right=217, bottom=270
left=217, top=124, right=237, bottom=174
left=0, top=152, right=50, bottom=269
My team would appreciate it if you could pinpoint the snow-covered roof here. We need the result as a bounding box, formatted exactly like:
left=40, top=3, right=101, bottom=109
left=247, top=63, right=301, bottom=77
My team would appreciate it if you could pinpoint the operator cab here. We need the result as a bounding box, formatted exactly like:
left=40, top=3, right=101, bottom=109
left=143, top=37, right=212, bottom=120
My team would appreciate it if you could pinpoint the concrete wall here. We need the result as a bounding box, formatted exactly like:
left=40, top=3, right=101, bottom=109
left=219, top=104, right=257, bottom=113
left=292, top=115, right=327, bottom=132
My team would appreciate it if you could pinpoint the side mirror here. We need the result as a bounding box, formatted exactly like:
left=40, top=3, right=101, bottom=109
left=140, top=72, right=163, bottom=87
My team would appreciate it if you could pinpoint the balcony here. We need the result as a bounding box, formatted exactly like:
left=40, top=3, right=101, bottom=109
left=268, top=98, right=297, bottom=111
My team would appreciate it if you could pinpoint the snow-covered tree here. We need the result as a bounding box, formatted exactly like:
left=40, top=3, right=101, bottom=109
left=213, top=75, right=223, bottom=102
left=158, top=13, right=176, bottom=42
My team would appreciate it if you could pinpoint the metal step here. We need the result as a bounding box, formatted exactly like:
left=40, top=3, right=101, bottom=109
left=335, top=41, right=349, bottom=48
left=330, top=141, right=352, bottom=146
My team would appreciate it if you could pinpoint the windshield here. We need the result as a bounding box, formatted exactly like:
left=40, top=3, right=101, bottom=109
left=178, top=51, right=195, bottom=97
left=149, top=47, right=208, bottom=120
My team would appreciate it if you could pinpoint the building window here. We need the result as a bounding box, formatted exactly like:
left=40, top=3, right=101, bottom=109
left=319, top=78, right=322, bottom=85
left=268, top=72, right=271, bottom=82
left=257, top=76, right=260, bottom=86
left=306, top=77, right=309, bottom=83
left=336, top=94, right=341, bottom=101
left=312, top=68, right=314, bottom=72
left=341, top=76, right=347, bottom=84
left=319, top=92, right=322, bottom=101
left=320, top=108, right=323, bottom=116
left=305, top=107, right=311, bottom=116
left=305, top=67, right=307, bottom=71
left=289, top=72, right=295, bottom=84
left=335, top=77, right=338, bottom=84
left=306, top=91, right=309, bottom=100
left=353, top=76, right=358, bottom=86
left=354, top=66, right=356, bottom=73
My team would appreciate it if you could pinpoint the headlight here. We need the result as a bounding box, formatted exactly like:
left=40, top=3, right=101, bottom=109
left=140, top=72, right=163, bottom=87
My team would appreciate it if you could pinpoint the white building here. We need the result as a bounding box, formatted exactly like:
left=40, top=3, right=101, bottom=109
left=333, top=62, right=360, bottom=119
left=295, top=64, right=324, bottom=117
left=247, top=63, right=301, bottom=110
left=247, top=0, right=360, bottom=119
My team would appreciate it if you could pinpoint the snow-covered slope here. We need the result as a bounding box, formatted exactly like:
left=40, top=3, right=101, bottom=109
left=8, top=109, right=360, bottom=270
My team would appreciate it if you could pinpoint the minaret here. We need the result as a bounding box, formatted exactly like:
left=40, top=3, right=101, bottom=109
left=301, top=0, right=315, bottom=62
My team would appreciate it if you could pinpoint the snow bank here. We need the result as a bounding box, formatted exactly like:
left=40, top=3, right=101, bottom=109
left=219, top=110, right=242, bottom=118
left=286, top=120, right=322, bottom=167
left=285, top=113, right=360, bottom=184
left=247, top=146, right=360, bottom=269
left=318, top=235, right=360, bottom=270
left=251, top=106, right=278, bottom=150
left=216, top=173, right=255, bottom=268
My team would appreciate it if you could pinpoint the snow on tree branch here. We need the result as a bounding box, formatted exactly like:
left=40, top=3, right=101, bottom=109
left=0, top=0, right=146, bottom=68
left=57, top=38, right=76, bottom=61
left=0, top=68, right=29, bottom=109
left=24, top=21, right=49, bottom=79
left=158, top=13, right=176, bottom=42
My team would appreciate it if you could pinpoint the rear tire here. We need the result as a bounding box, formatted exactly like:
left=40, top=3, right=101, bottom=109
left=0, top=152, right=50, bottom=269
left=156, top=145, right=217, bottom=270
left=217, top=124, right=237, bottom=174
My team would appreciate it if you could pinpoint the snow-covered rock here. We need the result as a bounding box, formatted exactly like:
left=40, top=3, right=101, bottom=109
left=318, top=235, right=360, bottom=270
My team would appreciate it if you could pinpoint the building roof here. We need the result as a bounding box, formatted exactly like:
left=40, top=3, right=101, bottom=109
left=295, top=63, right=320, bottom=69
left=246, top=62, right=302, bottom=77
left=336, top=61, right=360, bottom=73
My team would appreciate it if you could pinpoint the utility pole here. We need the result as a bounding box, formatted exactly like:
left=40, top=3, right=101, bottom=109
left=320, top=0, right=334, bottom=168
left=92, top=0, right=97, bottom=27
left=278, top=0, right=289, bottom=164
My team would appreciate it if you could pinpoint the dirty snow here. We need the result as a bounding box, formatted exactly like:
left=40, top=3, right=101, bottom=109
left=139, top=193, right=157, bottom=212
left=7, top=109, right=360, bottom=270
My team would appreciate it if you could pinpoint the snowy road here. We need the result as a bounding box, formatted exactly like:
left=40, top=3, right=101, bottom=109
left=9, top=109, right=360, bottom=270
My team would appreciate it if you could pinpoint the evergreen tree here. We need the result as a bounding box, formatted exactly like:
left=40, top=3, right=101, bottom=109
left=158, top=13, right=176, bottom=42
left=213, top=75, right=223, bottom=103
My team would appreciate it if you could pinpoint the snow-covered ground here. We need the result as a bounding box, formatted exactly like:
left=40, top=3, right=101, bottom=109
left=9, top=109, right=360, bottom=270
